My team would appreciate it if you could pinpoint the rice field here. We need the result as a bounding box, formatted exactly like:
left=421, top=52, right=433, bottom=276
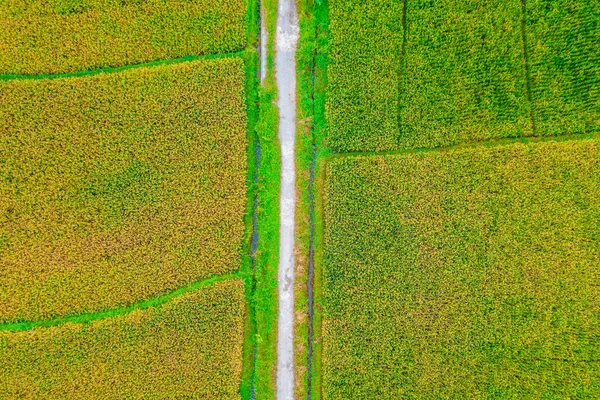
left=0, top=57, right=247, bottom=323
left=321, top=139, right=600, bottom=398
left=526, top=0, right=600, bottom=136
left=0, top=0, right=247, bottom=74
left=0, top=279, right=246, bottom=399
left=326, top=0, right=599, bottom=152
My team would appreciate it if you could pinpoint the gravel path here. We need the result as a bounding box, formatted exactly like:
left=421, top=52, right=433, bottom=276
left=275, top=0, right=299, bottom=398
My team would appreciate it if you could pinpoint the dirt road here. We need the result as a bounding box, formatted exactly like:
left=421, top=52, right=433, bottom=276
left=275, top=0, right=299, bottom=398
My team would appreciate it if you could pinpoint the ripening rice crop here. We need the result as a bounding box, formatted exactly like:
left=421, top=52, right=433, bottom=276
left=525, top=0, right=600, bottom=136
left=397, top=0, right=531, bottom=149
left=0, top=0, right=247, bottom=75
left=0, top=57, right=247, bottom=323
left=327, top=0, right=599, bottom=153
left=322, top=139, right=600, bottom=398
left=0, top=279, right=246, bottom=399
left=327, top=0, right=404, bottom=153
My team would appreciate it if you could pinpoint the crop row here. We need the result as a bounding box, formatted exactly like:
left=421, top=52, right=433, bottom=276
left=322, top=138, right=600, bottom=398
left=327, top=0, right=599, bottom=152
left=0, top=279, right=246, bottom=399
left=0, top=57, right=248, bottom=323
left=0, top=0, right=247, bottom=75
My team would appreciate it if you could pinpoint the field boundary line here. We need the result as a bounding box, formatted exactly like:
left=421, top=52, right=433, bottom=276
left=0, top=50, right=246, bottom=81
left=396, top=0, right=408, bottom=139
left=520, top=0, right=537, bottom=135
left=0, top=272, right=241, bottom=332
left=329, top=132, right=599, bottom=161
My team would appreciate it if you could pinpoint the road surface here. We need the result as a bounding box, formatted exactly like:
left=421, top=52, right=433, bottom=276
left=275, top=0, right=299, bottom=398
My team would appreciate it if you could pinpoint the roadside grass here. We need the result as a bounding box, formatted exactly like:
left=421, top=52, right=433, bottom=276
left=322, top=138, right=600, bottom=399
left=250, top=0, right=280, bottom=397
left=295, top=0, right=329, bottom=398
left=0, top=0, right=247, bottom=75
left=0, top=58, right=247, bottom=323
left=0, top=279, right=246, bottom=399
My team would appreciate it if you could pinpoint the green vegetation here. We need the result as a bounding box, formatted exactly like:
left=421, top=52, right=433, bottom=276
left=397, top=0, right=530, bottom=149
left=0, top=58, right=247, bottom=323
left=0, top=279, right=246, bottom=399
left=327, top=0, right=404, bottom=152
left=526, top=0, right=600, bottom=136
left=0, top=0, right=247, bottom=75
left=322, top=138, right=600, bottom=398
left=295, top=0, right=329, bottom=398
left=251, top=1, right=280, bottom=396
left=326, top=0, right=599, bottom=152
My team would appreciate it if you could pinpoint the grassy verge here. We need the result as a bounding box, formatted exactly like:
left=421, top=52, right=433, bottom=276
left=251, top=0, right=280, bottom=397
left=295, top=0, right=329, bottom=398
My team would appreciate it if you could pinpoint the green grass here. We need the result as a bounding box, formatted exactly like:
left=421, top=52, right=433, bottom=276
left=322, top=138, right=600, bottom=399
left=0, top=0, right=247, bottom=75
left=326, top=0, right=599, bottom=153
left=526, top=0, right=600, bottom=136
left=0, top=57, right=248, bottom=323
left=0, top=279, right=246, bottom=399
left=251, top=1, right=281, bottom=397
left=295, top=0, right=330, bottom=398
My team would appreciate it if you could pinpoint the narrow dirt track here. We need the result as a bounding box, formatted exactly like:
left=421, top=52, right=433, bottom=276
left=275, top=0, right=299, bottom=398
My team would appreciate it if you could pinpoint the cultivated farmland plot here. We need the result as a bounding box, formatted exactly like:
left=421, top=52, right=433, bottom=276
left=0, top=0, right=248, bottom=75
left=322, top=139, right=600, bottom=398
left=0, top=279, right=246, bottom=399
left=327, top=0, right=599, bottom=152
left=0, top=58, right=247, bottom=323
left=0, top=0, right=261, bottom=397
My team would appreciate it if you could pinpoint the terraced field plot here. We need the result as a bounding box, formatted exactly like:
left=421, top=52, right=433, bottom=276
left=0, top=0, right=247, bottom=75
left=322, top=139, right=600, bottom=398
left=0, top=57, right=247, bottom=323
left=0, top=279, right=246, bottom=399
left=326, top=0, right=599, bottom=152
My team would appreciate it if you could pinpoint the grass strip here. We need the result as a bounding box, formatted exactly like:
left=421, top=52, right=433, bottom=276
left=296, top=0, right=330, bottom=398
left=0, top=273, right=240, bottom=332
left=0, top=50, right=244, bottom=81
left=251, top=0, right=281, bottom=397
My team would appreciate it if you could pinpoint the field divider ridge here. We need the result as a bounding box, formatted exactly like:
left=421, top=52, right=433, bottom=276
left=519, top=0, right=537, bottom=136
left=0, top=50, right=246, bottom=81
left=329, top=131, right=599, bottom=161
left=0, top=272, right=242, bottom=332
left=396, top=0, right=409, bottom=138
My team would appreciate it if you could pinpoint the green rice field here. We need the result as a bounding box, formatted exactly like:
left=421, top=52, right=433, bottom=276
left=326, top=0, right=599, bottom=152
left=322, top=139, right=600, bottom=398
